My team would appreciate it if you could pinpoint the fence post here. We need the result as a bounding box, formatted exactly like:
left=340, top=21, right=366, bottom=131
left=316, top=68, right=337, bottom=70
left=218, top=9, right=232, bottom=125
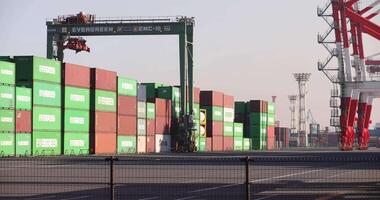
left=107, top=156, right=118, bottom=200
left=245, top=156, right=251, bottom=200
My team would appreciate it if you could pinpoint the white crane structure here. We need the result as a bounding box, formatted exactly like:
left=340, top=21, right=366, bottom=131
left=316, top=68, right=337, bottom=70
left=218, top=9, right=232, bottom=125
left=294, top=73, right=311, bottom=147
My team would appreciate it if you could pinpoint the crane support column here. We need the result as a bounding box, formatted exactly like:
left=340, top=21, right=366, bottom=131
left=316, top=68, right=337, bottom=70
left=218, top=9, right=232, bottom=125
left=357, top=93, right=369, bottom=150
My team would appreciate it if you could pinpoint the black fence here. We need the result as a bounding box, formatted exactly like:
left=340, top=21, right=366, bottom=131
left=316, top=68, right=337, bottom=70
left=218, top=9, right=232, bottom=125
left=1, top=155, right=380, bottom=200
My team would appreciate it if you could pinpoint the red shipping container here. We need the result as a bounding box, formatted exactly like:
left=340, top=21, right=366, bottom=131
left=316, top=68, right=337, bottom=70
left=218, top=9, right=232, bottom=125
left=91, top=111, right=116, bottom=133
left=62, top=63, right=90, bottom=88
left=91, top=68, right=117, bottom=91
left=194, top=87, right=200, bottom=103
left=155, top=98, right=172, bottom=117
left=16, top=110, right=31, bottom=133
left=206, top=121, right=223, bottom=137
left=146, top=135, right=155, bottom=153
left=267, top=126, right=275, bottom=138
left=118, top=95, right=137, bottom=116
left=90, top=132, right=116, bottom=154
left=206, top=137, right=212, bottom=152
left=223, top=95, right=234, bottom=108
left=118, top=115, right=137, bottom=135
left=200, top=91, right=224, bottom=107
left=223, top=136, right=233, bottom=151
left=147, top=119, right=155, bottom=136
left=155, top=116, right=171, bottom=134
left=267, top=137, right=275, bottom=150
left=212, top=136, right=223, bottom=151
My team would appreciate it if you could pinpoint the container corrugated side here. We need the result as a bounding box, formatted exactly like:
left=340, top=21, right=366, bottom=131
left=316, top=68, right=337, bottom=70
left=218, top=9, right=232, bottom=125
left=63, top=132, right=89, bottom=155
left=0, top=61, right=15, bottom=85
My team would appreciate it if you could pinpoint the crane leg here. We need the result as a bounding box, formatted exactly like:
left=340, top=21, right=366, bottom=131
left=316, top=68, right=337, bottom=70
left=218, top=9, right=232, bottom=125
left=358, top=97, right=372, bottom=150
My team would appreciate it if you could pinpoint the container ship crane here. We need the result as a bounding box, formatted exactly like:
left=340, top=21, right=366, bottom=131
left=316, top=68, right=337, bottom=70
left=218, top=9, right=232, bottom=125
left=46, top=13, right=196, bottom=152
left=318, top=0, right=380, bottom=150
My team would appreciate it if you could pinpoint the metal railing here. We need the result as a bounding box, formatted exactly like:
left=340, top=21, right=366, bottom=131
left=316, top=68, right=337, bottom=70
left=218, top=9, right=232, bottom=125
left=1, top=154, right=380, bottom=199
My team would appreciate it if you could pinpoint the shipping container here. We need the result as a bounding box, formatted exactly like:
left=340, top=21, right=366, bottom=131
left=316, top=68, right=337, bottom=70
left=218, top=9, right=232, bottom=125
left=15, top=133, right=31, bottom=156
left=202, top=106, right=223, bottom=121
left=146, top=103, right=155, bottom=119
left=212, top=136, right=223, bottom=151
left=146, top=119, right=155, bottom=136
left=155, top=117, right=171, bottom=134
left=14, top=56, right=61, bottom=83
left=137, top=135, right=146, bottom=153
left=118, top=115, right=137, bottom=135
left=146, top=135, right=155, bottom=153
left=33, top=106, right=61, bottom=131
left=234, top=113, right=246, bottom=123
left=0, top=56, right=12, bottom=62
left=62, top=63, right=90, bottom=88
left=155, top=98, right=172, bottom=117
left=200, top=91, right=224, bottom=107
left=157, top=86, right=180, bottom=102
left=137, top=101, right=146, bottom=118
left=155, top=134, right=171, bottom=152
left=268, top=102, right=275, bottom=114
left=137, top=84, right=147, bottom=102
left=235, top=102, right=246, bottom=114
left=247, top=112, right=268, bottom=125
left=33, top=81, right=61, bottom=107
left=118, top=77, right=137, bottom=96
left=91, top=90, right=116, bottom=112
left=223, top=107, right=234, bottom=122
left=64, top=86, right=90, bottom=110
left=117, top=135, right=136, bottom=154
left=16, top=87, right=31, bottom=110
left=198, top=137, right=206, bottom=151
left=246, top=100, right=268, bottom=113
left=90, top=132, right=116, bottom=154
left=0, top=133, right=15, bottom=156
left=0, top=85, right=15, bottom=108
left=223, top=122, right=234, bottom=137
left=64, top=109, right=89, bottom=132
left=118, top=95, right=137, bottom=116
left=223, top=95, right=234, bottom=108
left=0, top=61, right=15, bottom=85
left=243, top=138, right=251, bottom=150
left=234, top=137, right=243, bottom=151
left=63, top=132, right=89, bottom=155
left=137, top=119, right=146, bottom=135
left=194, top=87, right=200, bottom=103
left=16, top=110, right=31, bottom=133
left=206, top=121, right=223, bottom=137
left=206, top=137, right=212, bottom=152
left=193, top=103, right=200, bottom=119
left=142, top=83, right=167, bottom=101
left=90, top=111, right=116, bottom=133
left=267, top=113, right=275, bottom=126
left=233, top=123, right=244, bottom=137
left=0, top=109, right=15, bottom=132
left=252, top=137, right=266, bottom=150
left=90, top=68, right=117, bottom=91
left=32, top=131, right=61, bottom=155
left=223, top=136, right=233, bottom=151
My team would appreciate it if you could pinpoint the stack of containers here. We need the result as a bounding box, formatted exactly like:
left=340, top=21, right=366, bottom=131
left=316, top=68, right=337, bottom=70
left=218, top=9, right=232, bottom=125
left=62, top=63, right=91, bottom=155
left=223, top=94, right=234, bottom=151
left=117, top=76, right=138, bottom=154
left=146, top=101, right=155, bottom=153
left=193, top=87, right=202, bottom=151
left=14, top=56, right=62, bottom=156
left=15, top=87, right=32, bottom=156
left=267, top=102, right=276, bottom=150
left=246, top=100, right=268, bottom=150
left=235, top=101, right=250, bottom=151
left=136, top=84, right=148, bottom=153
left=90, top=68, right=117, bottom=154
left=0, top=60, right=16, bottom=156
left=275, top=127, right=289, bottom=148
left=233, top=123, right=244, bottom=151
left=155, top=98, right=172, bottom=152
left=156, top=86, right=180, bottom=132
left=200, top=91, right=224, bottom=151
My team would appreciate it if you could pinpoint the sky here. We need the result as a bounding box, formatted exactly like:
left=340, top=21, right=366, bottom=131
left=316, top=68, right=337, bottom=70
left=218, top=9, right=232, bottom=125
left=0, top=0, right=379, bottom=129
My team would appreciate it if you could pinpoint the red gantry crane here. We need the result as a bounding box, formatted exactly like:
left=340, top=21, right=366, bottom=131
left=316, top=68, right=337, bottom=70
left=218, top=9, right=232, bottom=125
left=318, top=0, right=380, bottom=150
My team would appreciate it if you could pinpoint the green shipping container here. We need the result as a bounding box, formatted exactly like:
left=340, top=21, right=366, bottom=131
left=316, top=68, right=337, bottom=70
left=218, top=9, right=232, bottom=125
left=32, top=131, right=61, bottom=155
left=0, top=109, right=15, bottom=132
left=33, top=106, right=61, bottom=131
left=63, top=132, right=89, bottom=155
left=234, top=137, right=243, bottom=151
left=247, top=112, right=267, bottom=125
left=0, top=56, right=13, bottom=62
left=243, top=138, right=251, bottom=151
left=235, top=101, right=246, bottom=114
left=0, top=133, right=15, bottom=156
left=267, top=113, right=275, bottom=126
left=16, top=133, right=31, bottom=156
left=146, top=103, right=155, bottom=119
left=198, top=137, right=206, bottom=152
left=142, top=83, right=167, bottom=100
left=14, top=56, right=61, bottom=83
left=64, top=109, right=89, bottom=132
left=33, top=81, right=61, bottom=107
left=224, top=122, right=234, bottom=137
left=194, top=119, right=200, bottom=135
left=138, top=101, right=146, bottom=118
left=233, top=123, right=244, bottom=137
left=268, top=102, right=275, bottom=114
left=16, top=87, right=31, bottom=110
left=248, top=125, right=267, bottom=138
left=157, top=86, right=180, bottom=102
left=64, top=86, right=90, bottom=110
left=117, top=135, right=137, bottom=154
left=193, top=103, right=200, bottom=119
left=93, top=90, right=116, bottom=112
left=252, top=137, right=266, bottom=150
left=223, top=107, right=234, bottom=122
left=0, top=61, right=15, bottom=85
left=0, top=85, right=15, bottom=108
left=118, top=77, right=137, bottom=96
left=202, top=106, right=223, bottom=121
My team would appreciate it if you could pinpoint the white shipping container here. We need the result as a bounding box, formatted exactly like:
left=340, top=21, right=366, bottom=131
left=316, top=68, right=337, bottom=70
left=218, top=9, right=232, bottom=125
left=155, top=134, right=171, bottom=153
left=137, top=136, right=146, bottom=153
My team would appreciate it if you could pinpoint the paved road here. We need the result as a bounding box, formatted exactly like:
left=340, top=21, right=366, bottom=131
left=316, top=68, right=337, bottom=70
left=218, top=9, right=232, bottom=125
left=0, top=149, right=380, bottom=200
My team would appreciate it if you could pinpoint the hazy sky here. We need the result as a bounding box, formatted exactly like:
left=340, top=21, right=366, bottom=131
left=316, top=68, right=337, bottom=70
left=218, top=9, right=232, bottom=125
left=1, top=0, right=379, bottom=128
